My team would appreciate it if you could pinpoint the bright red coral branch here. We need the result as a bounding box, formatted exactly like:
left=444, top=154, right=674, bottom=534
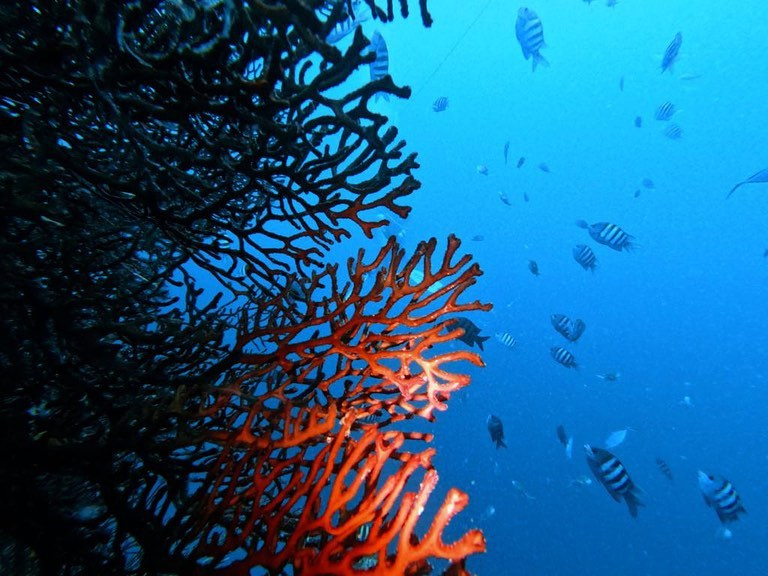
left=186, top=236, right=490, bottom=574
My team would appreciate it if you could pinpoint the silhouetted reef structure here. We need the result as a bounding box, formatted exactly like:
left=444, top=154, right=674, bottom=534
left=0, top=2, right=488, bottom=574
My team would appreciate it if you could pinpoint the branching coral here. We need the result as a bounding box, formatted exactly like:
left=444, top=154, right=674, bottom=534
left=0, top=1, right=489, bottom=574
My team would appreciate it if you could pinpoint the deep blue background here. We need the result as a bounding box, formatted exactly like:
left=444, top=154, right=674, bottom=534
left=329, top=0, right=768, bottom=573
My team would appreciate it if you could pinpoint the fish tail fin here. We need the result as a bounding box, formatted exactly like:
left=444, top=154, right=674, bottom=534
left=532, top=53, right=549, bottom=72
left=726, top=182, right=743, bottom=198
left=625, top=490, right=644, bottom=518
left=496, top=438, right=507, bottom=449
left=477, top=335, right=490, bottom=351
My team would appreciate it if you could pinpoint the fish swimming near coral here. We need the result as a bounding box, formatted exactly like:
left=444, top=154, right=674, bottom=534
left=585, top=445, right=643, bottom=518
left=515, top=8, right=548, bottom=71
left=449, top=317, right=490, bottom=350
left=366, top=31, right=389, bottom=101
left=487, top=414, right=507, bottom=448
left=495, top=332, right=517, bottom=349
left=324, top=0, right=371, bottom=44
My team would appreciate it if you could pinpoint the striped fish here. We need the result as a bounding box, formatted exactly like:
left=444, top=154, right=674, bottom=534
left=432, top=96, right=449, bottom=112
left=664, top=123, right=683, bottom=140
left=495, top=332, right=517, bottom=348
left=585, top=445, right=643, bottom=518
left=550, top=346, right=578, bottom=370
left=576, top=220, right=635, bottom=252
left=551, top=314, right=586, bottom=342
left=698, top=471, right=746, bottom=523
left=367, top=31, right=389, bottom=101
left=324, top=0, right=370, bottom=44
left=661, top=32, right=682, bottom=73
left=515, top=8, right=548, bottom=71
left=654, top=101, right=675, bottom=121
left=573, top=244, right=598, bottom=271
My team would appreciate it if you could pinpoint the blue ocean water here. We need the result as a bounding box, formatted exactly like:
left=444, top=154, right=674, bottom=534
left=336, top=1, right=768, bottom=574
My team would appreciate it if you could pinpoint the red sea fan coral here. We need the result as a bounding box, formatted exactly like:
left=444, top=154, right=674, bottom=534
left=181, top=236, right=490, bottom=574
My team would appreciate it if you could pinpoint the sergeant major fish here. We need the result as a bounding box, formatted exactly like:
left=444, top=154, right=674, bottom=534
left=367, top=31, right=389, bottom=101
left=576, top=220, right=636, bottom=252
left=573, top=244, right=598, bottom=271
left=551, top=314, right=586, bottom=342
left=661, top=32, right=682, bottom=73
left=324, top=0, right=371, bottom=44
left=551, top=346, right=578, bottom=370
left=515, top=8, right=548, bottom=71
left=698, top=471, right=746, bottom=524
left=585, top=445, right=643, bottom=518
left=495, top=332, right=517, bottom=349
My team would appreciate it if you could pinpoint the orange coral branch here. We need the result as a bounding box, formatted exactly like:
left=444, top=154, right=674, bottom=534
left=184, top=237, right=490, bottom=574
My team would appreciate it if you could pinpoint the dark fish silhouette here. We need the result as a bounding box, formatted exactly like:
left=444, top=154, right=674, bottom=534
left=504, top=141, right=510, bottom=164
left=586, top=445, right=643, bottom=518
left=556, top=425, right=573, bottom=459
left=471, top=235, right=484, bottom=241
left=538, top=162, right=550, bottom=173
left=528, top=260, right=540, bottom=276
left=634, top=116, right=642, bottom=128
left=517, top=156, right=526, bottom=168
left=487, top=414, right=507, bottom=448
left=726, top=167, right=768, bottom=198
left=655, top=457, right=673, bottom=482
left=523, top=192, right=530, bottom=202
left=449, top=317, right=489, bottom=350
